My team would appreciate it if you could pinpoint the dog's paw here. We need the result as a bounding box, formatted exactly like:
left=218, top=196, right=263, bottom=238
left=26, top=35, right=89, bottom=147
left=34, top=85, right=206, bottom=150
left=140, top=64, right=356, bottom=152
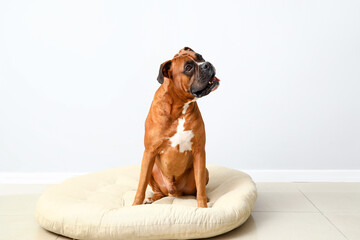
left=143, top=198, right=153, bottom=204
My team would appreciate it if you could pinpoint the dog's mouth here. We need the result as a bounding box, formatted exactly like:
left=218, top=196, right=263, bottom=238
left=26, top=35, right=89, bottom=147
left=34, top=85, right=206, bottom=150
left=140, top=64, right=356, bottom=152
left=191, top=75, right=220, bottom=98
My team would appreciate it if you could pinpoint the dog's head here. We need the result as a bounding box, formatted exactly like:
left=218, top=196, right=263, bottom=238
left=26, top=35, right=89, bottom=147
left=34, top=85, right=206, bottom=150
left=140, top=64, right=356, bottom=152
left=157, top=47, right=220, bottom=98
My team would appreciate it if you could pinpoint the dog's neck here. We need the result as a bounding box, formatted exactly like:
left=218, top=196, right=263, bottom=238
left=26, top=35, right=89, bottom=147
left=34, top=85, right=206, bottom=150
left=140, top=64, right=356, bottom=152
left=157, top=78, right=197, bottom=119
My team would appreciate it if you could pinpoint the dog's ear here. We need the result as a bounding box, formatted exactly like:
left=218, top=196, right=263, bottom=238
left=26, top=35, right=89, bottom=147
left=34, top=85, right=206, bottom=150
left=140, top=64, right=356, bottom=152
left=157, top=60, right=172, bottom=84
left=183, top=47, right=194, bottom=52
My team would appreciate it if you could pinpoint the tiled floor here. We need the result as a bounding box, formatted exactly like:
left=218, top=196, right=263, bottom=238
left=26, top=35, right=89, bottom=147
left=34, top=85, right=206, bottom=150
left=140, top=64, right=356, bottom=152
left=0, top=183, right=359, bottom=240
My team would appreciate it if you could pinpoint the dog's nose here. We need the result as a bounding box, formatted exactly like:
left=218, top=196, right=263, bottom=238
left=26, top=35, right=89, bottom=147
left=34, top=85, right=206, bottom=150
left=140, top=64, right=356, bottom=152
left=201, top=62, right=215, bottom=72
left=200, top=62, right=215, bottom=76
left=201, top=62, right=210, bottom=70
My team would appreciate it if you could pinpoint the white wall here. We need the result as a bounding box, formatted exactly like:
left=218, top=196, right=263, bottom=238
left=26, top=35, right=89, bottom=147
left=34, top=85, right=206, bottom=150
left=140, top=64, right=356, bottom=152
left=1, top=0, right=359, bottom=173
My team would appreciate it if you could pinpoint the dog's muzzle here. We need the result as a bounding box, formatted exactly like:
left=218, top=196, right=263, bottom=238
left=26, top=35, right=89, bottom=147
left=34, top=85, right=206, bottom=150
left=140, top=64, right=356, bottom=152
left=190, top=62, right=220, bottom=98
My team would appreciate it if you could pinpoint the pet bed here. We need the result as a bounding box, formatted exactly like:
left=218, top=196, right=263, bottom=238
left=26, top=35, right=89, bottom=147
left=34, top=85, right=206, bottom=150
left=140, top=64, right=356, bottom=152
left=35, top=164, right=257, bottom=239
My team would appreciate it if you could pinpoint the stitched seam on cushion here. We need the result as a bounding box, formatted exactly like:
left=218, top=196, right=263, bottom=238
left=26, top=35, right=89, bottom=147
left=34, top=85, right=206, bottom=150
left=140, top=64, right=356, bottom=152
left=37, top=212, right=240, bottom=227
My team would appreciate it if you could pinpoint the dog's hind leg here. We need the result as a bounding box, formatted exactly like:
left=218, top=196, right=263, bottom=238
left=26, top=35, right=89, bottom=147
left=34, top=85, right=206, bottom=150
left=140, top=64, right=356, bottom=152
left=145, top=174, right=166, bottom=203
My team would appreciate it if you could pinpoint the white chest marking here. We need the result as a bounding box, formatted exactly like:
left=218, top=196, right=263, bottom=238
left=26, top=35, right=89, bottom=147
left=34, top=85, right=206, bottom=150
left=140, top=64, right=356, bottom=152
left=169, top=99, right=197, bottom=153
left=169, top=118, right=194, bottom=153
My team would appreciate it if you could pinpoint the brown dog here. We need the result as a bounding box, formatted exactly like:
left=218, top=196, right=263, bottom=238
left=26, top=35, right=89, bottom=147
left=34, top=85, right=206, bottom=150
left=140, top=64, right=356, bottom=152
left=132, top=47, right=220, bottom=208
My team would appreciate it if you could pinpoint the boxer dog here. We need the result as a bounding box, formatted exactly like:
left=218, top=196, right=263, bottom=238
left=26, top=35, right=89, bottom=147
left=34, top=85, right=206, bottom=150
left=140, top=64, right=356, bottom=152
left=132, top=47, right=220, bottom=208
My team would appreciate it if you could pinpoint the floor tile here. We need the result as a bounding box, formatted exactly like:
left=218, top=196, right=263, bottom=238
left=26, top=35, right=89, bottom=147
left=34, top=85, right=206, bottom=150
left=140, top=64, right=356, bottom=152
left=324, top=213, right=360, bottom=240
left=296, top=183, right=360, bottom=193
left=297, top=183, right=360, bottom=213
left=206, top=212, right=347, bottom=240
left=0, top=215, right=58, bottom=240
left=253, top=183, right=318, bottom=212
left=0, top=194, right=40, bottom=215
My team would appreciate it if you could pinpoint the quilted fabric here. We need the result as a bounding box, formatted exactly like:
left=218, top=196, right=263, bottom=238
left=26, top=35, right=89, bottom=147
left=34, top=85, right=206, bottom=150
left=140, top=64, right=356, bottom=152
left=35, top=165, right=257, bottom=239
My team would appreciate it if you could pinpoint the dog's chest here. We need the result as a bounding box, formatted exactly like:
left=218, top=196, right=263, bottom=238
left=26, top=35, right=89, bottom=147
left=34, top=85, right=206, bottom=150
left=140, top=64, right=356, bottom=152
left=168, top=117, right=194, bottom=153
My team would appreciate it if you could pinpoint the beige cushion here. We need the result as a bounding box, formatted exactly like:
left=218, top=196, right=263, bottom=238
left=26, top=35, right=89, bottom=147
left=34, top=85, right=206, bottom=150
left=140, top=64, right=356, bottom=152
left=35, top=165, right=257, bottom=239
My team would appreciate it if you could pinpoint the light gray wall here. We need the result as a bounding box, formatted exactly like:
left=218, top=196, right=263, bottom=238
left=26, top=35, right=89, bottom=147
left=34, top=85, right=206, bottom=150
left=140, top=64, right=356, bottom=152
left=1, top=0, right=359, bottom=172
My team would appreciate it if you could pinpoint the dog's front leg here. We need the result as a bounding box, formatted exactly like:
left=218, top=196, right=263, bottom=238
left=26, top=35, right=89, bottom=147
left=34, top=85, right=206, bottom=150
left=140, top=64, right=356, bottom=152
left=133, top=150, right=156, bottom=206
left=193, top=149, right=208, bottom=208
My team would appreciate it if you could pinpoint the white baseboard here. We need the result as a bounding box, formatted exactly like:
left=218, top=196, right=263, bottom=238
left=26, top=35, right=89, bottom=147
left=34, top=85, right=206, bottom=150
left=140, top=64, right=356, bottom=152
left=0, top=170, right=359, bottom=184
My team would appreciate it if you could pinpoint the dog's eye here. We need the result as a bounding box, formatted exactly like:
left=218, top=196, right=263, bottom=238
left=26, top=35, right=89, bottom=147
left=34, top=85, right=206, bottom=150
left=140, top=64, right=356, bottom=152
left=185, top=65, right=193, bottom=72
